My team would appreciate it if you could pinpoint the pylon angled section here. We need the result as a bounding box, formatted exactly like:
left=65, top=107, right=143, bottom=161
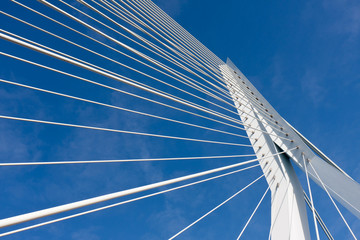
left=225, top=59, right=360, bottom=220
left=220, top=63, right=310, bottom=240
left=221, top=58, right=360, bottom=239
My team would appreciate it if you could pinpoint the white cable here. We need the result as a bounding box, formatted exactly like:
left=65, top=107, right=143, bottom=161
left=39, top=0, right=235, bottom=103
left=11, top=0, right=234, bottom=105
left=0, top=33, right=291, bottom=140
left=304, top=192, right=334, bottom=240
left=0, top=9, right=237, bottom=116
left=0, top=31, right=247, bottom=127
left=0, top=49, right=290, bottom=141
left=111, top=0, right=230, bottom=91
left=136, top=0, right=223, bottom=72
left=169, top=174, right=264, bottom=239
left=2, top=28, right=240, bottom=126
left=0, top=158, right=262, bottom=228
left=0, top=114, right=252, bottom=147
left=78, top=0, right=227, bottom=96
left=212, top=68, right=290, bottom=136
left=0, top=149, right=291, bottom=166
left=70, top=0, right=203, bottom=79
left=309, top=162, right=357, bottom=240
left=221, top=67, right=287, bottom=131
left=236, top=178, right=273, bottom=239
left=99, top=0, right=211, bottom=79
left=131, top=0, right=227, bottom=85
left=68, top=0, right=222, bottom=93
left=6, top=1, right=294, bottom=138
left=1, top=51, right=292, bottom=140
left=302, top=154, right=320, bottom=240
left=139, top=0, right=226, bottom=78
left=102, top=0, right=222, bottom=88
left=0, top=164, right=260, bottom=237
left=1, top=3, right=286, bottom=133
left=226, top=75, right=282, bottom=124
left=0, top=78, right=248, bottom=139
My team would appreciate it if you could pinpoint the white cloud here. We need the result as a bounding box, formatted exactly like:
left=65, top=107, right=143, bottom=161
left=322, top=0, right=360, bottom=40
left=152, top=0, right=188, bottom=18
left=300, top=69, right=327, bottom=107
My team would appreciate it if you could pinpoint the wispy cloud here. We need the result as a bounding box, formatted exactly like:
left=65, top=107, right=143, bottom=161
left=71, top=226, right=101, bottom=240
left=269, top=56, right=295, bottom=98
left=153, top=0, right=188, bottom=17
left=300, top=69, right=327, bottom=107
left=322, top=0, right=360, bottom=40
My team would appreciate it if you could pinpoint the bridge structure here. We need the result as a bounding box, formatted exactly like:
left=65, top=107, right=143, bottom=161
left=0, top=0, right=359, bottom=239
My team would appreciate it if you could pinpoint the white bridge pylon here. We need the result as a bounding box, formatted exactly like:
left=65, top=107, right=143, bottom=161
left=220, top=58, right=360, bottom=239
left=0, top=0, right=359, bottom=238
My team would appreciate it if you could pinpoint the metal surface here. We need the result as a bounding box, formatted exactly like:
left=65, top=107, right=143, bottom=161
left=225, top=58, right=360, bottom=220
left=220, top=63, right=311, bottom=239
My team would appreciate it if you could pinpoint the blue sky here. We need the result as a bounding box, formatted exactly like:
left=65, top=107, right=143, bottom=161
left=0, top=0, right=359, bottom=239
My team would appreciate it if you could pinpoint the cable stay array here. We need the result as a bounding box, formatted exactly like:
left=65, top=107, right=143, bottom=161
left=0, top=165, right=261, bottom=238
left=0, top=0, right=359, bottom=239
